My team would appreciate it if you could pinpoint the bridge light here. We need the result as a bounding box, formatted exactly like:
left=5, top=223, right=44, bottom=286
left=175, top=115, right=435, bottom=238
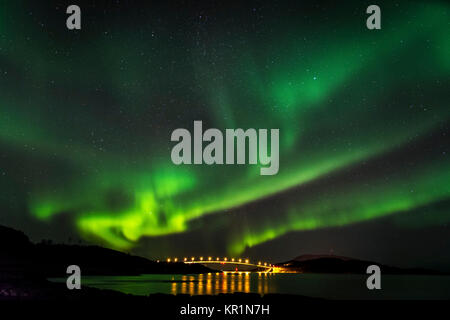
left=208, top=257, right=212, bottom=261
left=231, top=258, right=235, bottom=262
left=264, top=262, right=267, bottom=266
left=238, top=258, right=242, bottom=263
left=174, top=258, right=178, bottom=262
left=245, top=259, right=249, bottom=264
left=216, top=257, right=220, bottom=261
left=200, top=257, right=203, bottom=261
left=191, top=257, right=195, bottom=261
left=184, top=257, right=187, bottom=262
left=258, top=261, right=261, bottom=265
left=167, top=258, right=171, bottom=262
left=224, top=257, right=227, bottom=261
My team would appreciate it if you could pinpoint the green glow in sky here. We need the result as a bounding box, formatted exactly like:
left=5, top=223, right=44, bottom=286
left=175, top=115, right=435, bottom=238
left=0, top=2, right=449, bottom=257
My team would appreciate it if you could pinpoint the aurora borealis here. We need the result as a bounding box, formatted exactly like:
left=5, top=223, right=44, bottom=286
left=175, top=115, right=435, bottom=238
left=0, top=1, right=449, bottom=270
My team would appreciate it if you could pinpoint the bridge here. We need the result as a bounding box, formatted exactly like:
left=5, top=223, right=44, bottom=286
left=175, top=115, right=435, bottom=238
left=165, top=257, right=278, bottom=273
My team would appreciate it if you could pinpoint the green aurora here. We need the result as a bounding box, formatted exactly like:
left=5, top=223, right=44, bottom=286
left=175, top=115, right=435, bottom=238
left=0, top=1, right=449, bottom=259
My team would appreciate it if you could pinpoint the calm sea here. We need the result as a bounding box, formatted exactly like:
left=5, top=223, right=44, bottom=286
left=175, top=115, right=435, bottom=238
left=49, top=273, right=450, bottom=300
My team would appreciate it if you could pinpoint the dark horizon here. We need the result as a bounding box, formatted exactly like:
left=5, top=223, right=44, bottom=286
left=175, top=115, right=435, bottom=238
left=1, top=222, right=449, bottom=274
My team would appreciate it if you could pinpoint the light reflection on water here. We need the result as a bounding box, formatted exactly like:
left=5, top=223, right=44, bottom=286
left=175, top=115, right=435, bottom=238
left=170, top=273, right=272, bottom=295
left=49, top=273, right=450, bottom=299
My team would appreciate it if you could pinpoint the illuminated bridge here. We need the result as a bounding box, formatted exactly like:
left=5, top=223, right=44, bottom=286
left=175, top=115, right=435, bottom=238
left=165, top=257, right=279, bottom=273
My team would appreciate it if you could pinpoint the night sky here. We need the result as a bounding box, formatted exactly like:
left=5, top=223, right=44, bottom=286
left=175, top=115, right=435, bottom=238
left=0, top=1, right=449, bottom=270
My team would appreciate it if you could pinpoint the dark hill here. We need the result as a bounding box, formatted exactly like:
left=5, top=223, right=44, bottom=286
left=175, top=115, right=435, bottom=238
left=277, top=254, right=444, bottom=275
left=0, top=225, right=31, bottom=250
left=0, top=224, right=211, bottom=279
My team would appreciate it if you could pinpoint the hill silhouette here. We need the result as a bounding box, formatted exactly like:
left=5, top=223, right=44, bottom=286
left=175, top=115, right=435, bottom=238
left=1, top=225, right=444, bottom=279
left=277, top=254, right=444, bottom=275
left=0, top=224, right=211, bottom=279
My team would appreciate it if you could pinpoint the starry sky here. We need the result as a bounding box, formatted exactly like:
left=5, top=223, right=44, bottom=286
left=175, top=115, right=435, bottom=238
left=0, top=0, right=449, bottom=270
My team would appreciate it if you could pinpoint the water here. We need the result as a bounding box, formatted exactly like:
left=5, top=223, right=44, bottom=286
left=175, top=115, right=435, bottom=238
left=49, top=273, right=450, bottom=300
